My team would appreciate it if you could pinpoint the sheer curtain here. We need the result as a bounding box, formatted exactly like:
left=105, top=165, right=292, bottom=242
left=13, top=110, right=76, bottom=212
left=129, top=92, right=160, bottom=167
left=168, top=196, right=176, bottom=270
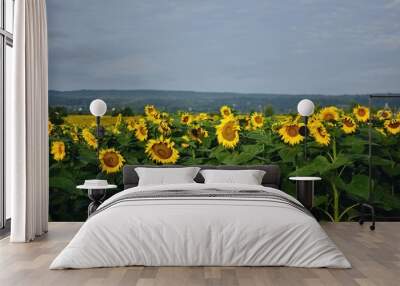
left=8, top=0, right=48, bottom=242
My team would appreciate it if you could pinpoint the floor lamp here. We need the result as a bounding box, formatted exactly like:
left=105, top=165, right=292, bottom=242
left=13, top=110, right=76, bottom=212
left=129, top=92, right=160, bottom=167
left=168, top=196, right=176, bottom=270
left=89, top=99, right=107, bottom=159
left=297, top=99, right=315, bottom=160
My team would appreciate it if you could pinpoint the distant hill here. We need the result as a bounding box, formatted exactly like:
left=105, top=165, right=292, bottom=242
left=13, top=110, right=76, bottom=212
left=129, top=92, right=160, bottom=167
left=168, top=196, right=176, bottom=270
left=48, top=90, right=400, bottom=113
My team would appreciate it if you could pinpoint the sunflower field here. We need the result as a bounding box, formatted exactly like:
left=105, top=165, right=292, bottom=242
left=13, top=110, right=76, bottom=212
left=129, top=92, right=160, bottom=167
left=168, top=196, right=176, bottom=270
left=49, top=104, right=400, bottom=221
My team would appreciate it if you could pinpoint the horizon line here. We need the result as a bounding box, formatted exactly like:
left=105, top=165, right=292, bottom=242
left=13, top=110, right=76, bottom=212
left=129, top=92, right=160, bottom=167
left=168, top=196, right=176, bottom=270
left=48, top=88, right=400, bottom=97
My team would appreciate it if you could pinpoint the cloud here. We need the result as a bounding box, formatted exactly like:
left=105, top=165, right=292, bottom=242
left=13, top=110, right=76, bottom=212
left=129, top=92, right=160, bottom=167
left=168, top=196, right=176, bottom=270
left=47, top=0, right=400, bottom=94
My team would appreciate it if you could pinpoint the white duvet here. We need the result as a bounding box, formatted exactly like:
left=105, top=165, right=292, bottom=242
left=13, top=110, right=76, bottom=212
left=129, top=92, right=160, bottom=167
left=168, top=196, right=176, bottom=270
left=50, top=183, right=351, bottom=269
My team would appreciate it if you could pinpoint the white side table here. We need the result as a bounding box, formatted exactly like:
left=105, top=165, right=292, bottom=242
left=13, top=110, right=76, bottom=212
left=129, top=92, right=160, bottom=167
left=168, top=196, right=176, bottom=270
left=77, top=182, right=117, bottom=217
left=289, top=176, right=321, bottom=210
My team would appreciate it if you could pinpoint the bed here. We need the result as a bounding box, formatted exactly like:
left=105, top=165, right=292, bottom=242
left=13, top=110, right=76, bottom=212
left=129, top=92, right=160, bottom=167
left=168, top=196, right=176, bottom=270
left=50, top=165, right=351, bottom=269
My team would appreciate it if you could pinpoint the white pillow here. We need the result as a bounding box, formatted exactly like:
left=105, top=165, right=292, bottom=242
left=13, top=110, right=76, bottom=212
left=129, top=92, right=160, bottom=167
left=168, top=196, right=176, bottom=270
left=200, top=169, right=266, bottom=185
left=135, top=167, right=200, bottom=186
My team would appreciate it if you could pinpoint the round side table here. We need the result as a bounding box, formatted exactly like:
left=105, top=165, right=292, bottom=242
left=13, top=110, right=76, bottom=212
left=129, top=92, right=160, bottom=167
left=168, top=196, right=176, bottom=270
left=289, top=176, right=321, bottom=210
left=77, top=184, right=117, bottom=217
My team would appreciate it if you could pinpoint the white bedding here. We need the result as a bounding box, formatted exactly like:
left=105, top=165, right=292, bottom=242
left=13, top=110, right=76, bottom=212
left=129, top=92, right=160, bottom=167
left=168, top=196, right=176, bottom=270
left=50, top=183, right=351, bottom=269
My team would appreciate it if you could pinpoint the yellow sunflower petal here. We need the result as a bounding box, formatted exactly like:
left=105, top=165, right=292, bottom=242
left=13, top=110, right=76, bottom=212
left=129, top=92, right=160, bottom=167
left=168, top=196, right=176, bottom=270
left=278, top=123, right=304, bottom=145
left=51, top=141, right=66, bottom=161
left=215, top=116, right=240, bottom=149
left=135, top=123, right=148, bottom=141
left=353, top=105, right=369, bottom=122
left=341, top=116, right=357, bottom=134
left=250, top=112, right=264, bottom=129
left=99, top=148, right=125, bottom=174
left=82, top=128, right=98, bottom=149
left=309, top=122, right=330, bottom=146
left=145, top=137, right=180, bottom=164
left=319, top=106, right=340, bottom=122
left=384, top=119, right=400, bottom=135
left=220, top=105, right=232, bottom=118
left=376, top=109, right=392, bottom=121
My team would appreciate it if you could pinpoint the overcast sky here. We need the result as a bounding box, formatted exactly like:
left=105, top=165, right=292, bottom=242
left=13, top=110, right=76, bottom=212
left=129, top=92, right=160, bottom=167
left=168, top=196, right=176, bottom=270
left=47, top=0, right=400, bottom=94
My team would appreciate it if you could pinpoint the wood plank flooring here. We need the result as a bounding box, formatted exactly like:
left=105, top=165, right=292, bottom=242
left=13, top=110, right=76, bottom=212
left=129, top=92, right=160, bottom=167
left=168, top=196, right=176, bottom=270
left=0, top=222, right=399, bottom=286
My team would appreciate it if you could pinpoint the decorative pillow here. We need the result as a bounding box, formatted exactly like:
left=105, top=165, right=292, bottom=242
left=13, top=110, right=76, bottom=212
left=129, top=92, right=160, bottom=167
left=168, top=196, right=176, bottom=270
left=200, top=169, right=266, bottom=185
left=135, top=167, right=201, bottom=186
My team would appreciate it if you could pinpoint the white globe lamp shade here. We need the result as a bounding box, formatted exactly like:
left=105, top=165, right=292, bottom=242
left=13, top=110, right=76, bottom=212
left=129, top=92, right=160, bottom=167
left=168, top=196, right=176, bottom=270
left=297, top=99, right=315, bottom=116
left=90, top=99, right=107, bottom=117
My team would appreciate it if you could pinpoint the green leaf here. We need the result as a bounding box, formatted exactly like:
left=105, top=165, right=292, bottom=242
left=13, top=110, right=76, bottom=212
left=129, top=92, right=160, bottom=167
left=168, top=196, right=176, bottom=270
left=340, top=136, right=367, bottom=154
left=221, top=144, right=264, bottom=165
left=278, top=147, right=300, bottom=163
left=344, top=174, right=369, bottom=201
left=49, top=176, right=76, bottom=192
left=289, top=155, right=330, bottom=176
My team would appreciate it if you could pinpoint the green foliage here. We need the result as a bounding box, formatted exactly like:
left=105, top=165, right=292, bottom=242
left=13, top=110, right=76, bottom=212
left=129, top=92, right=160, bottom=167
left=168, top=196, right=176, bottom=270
left=48, top=106, right=400, bottom=221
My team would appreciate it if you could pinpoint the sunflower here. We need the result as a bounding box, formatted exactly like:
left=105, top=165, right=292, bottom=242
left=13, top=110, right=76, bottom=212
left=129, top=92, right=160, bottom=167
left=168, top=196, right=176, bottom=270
left=309, top=123, right=330, bottom=146
left=82, top=128, right=97, bottom=149
left=251, top=112, right=264, bottom=129
left=195, top=113, right=209, bottom=121
left=215, top=116, right=240, bottom=149
left=341, top=116, right=357, bottom=134
left=319, top=106, right=340, bottom=122
left=99, top=148, right=125, bottom=174
left=384, top=119, right=400, bottom=135
left=220, top=105, right=232, bottom=118
left=145, top=137, right=179, bottom=164
left=135, top=122, right=148, bottom=141
left=144, top=105, right=157, bottom=117
left=181, top=113, right=193, bottom=125
left=145, top=105, right=161, bottom=123
left=188, top=126, right=208, bottom=143
left=271, top=121, right=282, bottom=133
left=158, top=120, right=171, bottom=135
left=70, top=126, right=79, bottom=142
left=377, top=109, right=392, bottom=121
left=242, top=115, right=252, bottom=131
left=278, top=123, right=304, bottom=145
left=353, top=105, right=369, bottom=122
left=51, top=141, right=66, bottom=161
left=48, top=121, right=54, bottom=135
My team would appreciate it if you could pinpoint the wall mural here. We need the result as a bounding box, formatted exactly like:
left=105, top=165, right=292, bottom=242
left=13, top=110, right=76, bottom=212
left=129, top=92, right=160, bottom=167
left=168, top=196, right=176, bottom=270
left=47, top=1, right=400, bottom=221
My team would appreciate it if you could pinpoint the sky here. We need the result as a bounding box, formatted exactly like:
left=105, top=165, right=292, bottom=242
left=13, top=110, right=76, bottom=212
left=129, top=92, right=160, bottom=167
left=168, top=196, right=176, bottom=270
left=47, top=0, right=400, bottom=94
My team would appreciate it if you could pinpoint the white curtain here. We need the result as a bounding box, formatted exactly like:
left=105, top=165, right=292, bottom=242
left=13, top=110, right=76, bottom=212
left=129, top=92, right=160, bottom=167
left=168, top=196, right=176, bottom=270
left=8, top=0, right=49, bottom=242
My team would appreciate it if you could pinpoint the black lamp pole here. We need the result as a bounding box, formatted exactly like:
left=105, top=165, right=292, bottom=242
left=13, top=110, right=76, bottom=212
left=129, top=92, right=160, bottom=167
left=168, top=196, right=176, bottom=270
left=303, top=116, right=308, bottom=160
left=95, top=116, right=105, bottom=160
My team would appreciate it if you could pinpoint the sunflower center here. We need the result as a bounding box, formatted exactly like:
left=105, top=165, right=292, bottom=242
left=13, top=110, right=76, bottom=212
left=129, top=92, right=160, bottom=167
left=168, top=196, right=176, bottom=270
left=357, top=109, right=366, bottom=116
left=139, top=126, right=146, bottom=135
left=152, top=143, right=173, bottom=159
left=381, top=111, right=388, bottom=118
left=103, top=152, right=120, bottom=168
left=323, top=113, right=335, bottom=121
left=343, top=118, right=354, bottom=127
left=223, top=110, right=230, bottom=116
left=254, top=116, right=262, bottom=124
left=286, top=125, right=299, bottom=137
left=191, top=128, right=200, bottom=138
left=221, top=122, right=236, bottom=141
left=317, top=127, right=326, bottom=137
left=388, top=121, right=400, bottom=129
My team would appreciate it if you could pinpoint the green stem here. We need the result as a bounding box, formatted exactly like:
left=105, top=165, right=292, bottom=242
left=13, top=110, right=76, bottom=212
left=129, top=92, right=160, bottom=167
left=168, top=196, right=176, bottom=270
left=331, top=181, right=340, bottom=222
left=332, top=137, right=337, bottom=161
left=338, top=203, right=359, bottom=221
left=316, top=207, right=334, bottom=222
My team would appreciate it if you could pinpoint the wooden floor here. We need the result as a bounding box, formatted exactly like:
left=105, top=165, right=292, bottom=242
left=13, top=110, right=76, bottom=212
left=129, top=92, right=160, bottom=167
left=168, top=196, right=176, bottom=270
left=0, top=222, right=399, bottom=286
